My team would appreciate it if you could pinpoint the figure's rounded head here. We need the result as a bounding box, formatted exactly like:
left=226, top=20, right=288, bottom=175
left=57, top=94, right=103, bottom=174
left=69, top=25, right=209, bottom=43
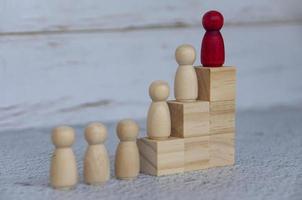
left=52, top=126, right=75, bottom=148
left=149, top=80, right=170, bottom=101
left=175, top=44, right=196, bottom=65
left=202, top=10, right=224, bottom=31
left=116, top=119, right=139, bottom=141
left=85, top=122, right=107, bottom=145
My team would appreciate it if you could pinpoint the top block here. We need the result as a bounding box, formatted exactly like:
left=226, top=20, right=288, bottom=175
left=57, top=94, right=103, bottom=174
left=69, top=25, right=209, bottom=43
left=195, top=66, right=236, bottom=101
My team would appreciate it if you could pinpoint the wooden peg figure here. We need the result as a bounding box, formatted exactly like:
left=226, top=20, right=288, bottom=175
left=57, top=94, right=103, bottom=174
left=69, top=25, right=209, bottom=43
left=174, top=44, right=198, bottom=101
left=84, top=122, right=110, bottom=185
left=147, top=80, right=171, bottom=139
left=50, top=126, right=78, bottom=189
left=115, top=119, right=140, bottom=180
left=201, top=10, right=225, bottom=67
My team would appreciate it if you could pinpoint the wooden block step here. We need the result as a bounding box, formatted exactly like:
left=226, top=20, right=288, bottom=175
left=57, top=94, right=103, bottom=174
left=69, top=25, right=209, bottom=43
left=168, top=100, right=209, bottom=138
left=210, top=132, right=235, bottom=167
left=210, top=100, right=235, bottom=135
left=184, top=136, right=210, bottom=171
left=137, top=137, right=184, bottom=176
left=195, top=66, right=236, bottom=102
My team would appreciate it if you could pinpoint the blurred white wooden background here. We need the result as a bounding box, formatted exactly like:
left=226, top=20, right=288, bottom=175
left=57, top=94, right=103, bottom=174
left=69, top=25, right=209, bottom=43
left=0, top=0, right=302, bottom=131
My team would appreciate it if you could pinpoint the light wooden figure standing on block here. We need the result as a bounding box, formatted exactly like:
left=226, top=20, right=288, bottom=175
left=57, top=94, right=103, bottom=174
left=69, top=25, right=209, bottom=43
left=84, top=123, right=110, bottom=185
left=147, top=80, right=171, bottom=139
left=174, top=44, right=198, bottom=102
left=115, top=119, right=140, bottom=180
left=50, top=126, right=78, bottom=189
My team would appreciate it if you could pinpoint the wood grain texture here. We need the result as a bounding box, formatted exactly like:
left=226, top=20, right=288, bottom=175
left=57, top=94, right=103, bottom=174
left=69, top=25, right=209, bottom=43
left=210, top=133, right=235, bottom=167
left=210, top=100, right=235, bottom=135
left=137, top=137, right=184, bottom=176
left=84, top=123, right=110, bottom=185
left=184, top=136, right=210, bottom=171
left=195, top=66, right=236, bottom=101
left=50, top=126, right=78, bottom=189
left=147, top=81, right=171, bottom=139
left=174, top=44, right=198, bottom=102
left=1, top=25, right=302, bottom=131
left=84, top=145, right=110, bottom=185
left=115, top=120, right=140, bottom=180
left=0, top=0, right=300, bottom=34
left=168, top=100, right=209, bottom=138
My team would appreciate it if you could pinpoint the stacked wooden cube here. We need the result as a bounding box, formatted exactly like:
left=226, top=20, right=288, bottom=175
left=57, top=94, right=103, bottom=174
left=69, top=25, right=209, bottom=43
left=137, top=51, right=236, bottom=176
left=138, top=46, right=236, bottom=176
left=195, top=66, right=236, bottom=169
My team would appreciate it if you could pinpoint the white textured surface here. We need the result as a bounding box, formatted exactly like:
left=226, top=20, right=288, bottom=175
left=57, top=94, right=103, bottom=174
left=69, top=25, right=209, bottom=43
left=0, top=108, right=301, bottom=200
left=0, top=0, right=301, bottom=33
left=1, top=23, right=302, bottom=131
left=0, top=0, right=302, bottom=131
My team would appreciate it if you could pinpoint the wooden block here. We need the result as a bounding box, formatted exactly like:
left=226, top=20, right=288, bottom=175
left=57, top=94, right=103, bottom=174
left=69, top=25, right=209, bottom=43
left=184, top=136, right=210, bottom=172
left=210, top=100, right=235, bottom=135
left=168, top=100, right=209, bottom=138
left=137, top=137, right=184, bottom=176
left=210, top=133, right=235, bottom=167
left=195, top=66, right=236, bottom=101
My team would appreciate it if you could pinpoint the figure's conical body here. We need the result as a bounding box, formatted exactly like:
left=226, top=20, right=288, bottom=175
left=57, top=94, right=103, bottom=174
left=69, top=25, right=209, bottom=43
left=115, top=119, right=140, bottom=180
left=115, top=141, right=140, bottom=179
left=50, top=126, right=78, bottom=189
left=84, top=123, right=110, bottom=185
left=147, top=81, right=171, bottom=139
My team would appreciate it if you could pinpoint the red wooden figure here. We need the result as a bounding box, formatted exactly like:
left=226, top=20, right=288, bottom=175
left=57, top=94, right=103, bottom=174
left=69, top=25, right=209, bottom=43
left=201, top=10, right=225, bottom=67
